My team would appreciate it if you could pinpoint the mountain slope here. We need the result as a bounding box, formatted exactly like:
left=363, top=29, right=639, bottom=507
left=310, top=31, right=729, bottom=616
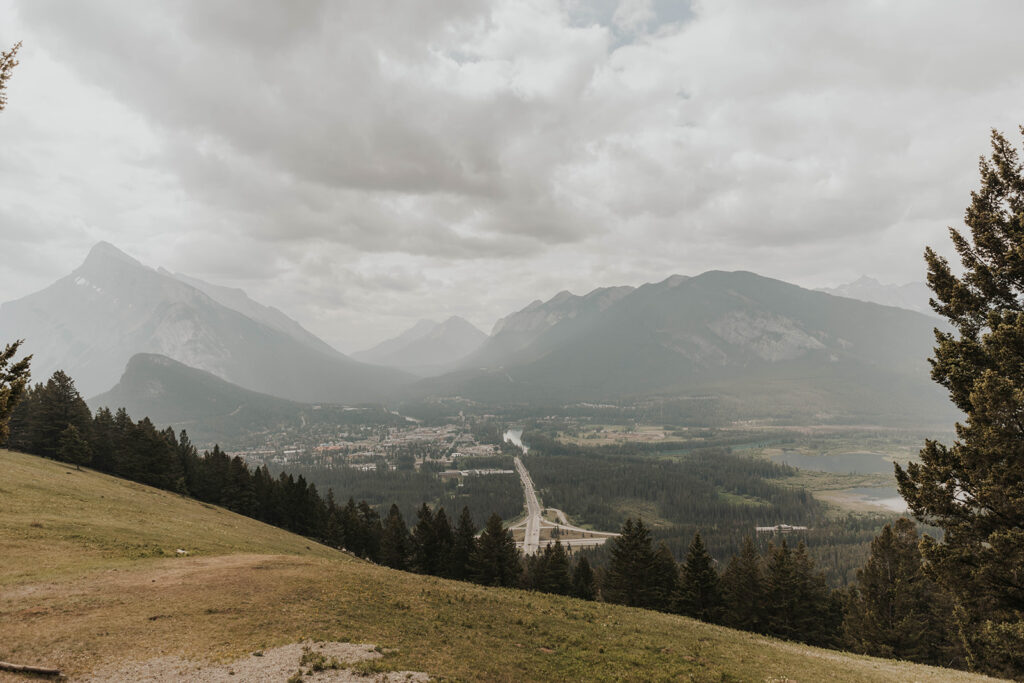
left=0, top=242, right=411, bottom=401
left=354, top=316, right=487, bottom=375
left=462, top=284, right=638, bottom=368
left=427, top=271, right=952, bottom=424
left=168, top=269, right=342, bottom=358
left=89, top=353, right=402, bottom=446
left=1, top=449, right=988, bottom=682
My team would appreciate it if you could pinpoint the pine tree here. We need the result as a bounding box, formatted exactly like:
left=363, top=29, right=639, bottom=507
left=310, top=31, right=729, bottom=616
left=537, top=541, right=572, bottom=595
left=572, top=555, right=596, bottom=600
left=651, top=542, right=680, bottom=612
left=411, top=503, right=439, bottom=574
left=677, top=532, right=722, bottom=622
left=0, top=339, right=31, bottom=445
left=472, top=513, right=520, bottom=587
left=450, top=506, right=478, bottom=580
left=32, top=370, right=92, bottom=458
left=844, top=518, right=957, bottom=666
left=895, top=127, right=1024, bottom=677
left=57, top=423, right=91, bottom=470
left=432, top=507, right=455, bottom=577
left=603, top=518, right=659, bottom=608
left=720, top=536, right=765, bottom=632
left=380, top=504, right=412, bottom=570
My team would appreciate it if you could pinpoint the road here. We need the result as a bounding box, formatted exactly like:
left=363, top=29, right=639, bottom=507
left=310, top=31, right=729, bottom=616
left=513, top=456, right=542, bottom=555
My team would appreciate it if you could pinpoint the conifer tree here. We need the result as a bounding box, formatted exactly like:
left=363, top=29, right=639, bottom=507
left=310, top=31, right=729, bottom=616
left=380, top=503, right=412, bottom=570
left=572, top=555, right=596, bottom=600
left=537, top=541, right=573, bottom=595
left=33, top=370, right=91, bottom=458
left=57, top=423, right=91, bottom=470
left=450, top=506, right=478, bottom=580
left=472, top=513, right=520, bottom=587
left=677, top=532, right=722, bottom=622
left=651, top=542, right=680, bottom=612
left=432, top=507, right=455, bottom=577
left=895, top=127, right=1024, bottom=677
left=0, top=339, right=31, bottom=445
left=603, top=518, right=659, bottom=608
left=411, top=503, right=439, bottom=574
left=844, top=518, right=956, bottom=665
left=720, top=536, right=765, bottom=632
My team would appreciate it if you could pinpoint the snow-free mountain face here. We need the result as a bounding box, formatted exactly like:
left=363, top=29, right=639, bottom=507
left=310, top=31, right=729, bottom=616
left=0, top=242, right=411, bottom=401
left=463, top=284, right=639, bottom=368
left=353, top=316, right=487, bottom=376
left=168, top=270, right=341, bottom=359
left=818, top=276, right=936, bottom=317
left=423, top=271, right=954, bottom=425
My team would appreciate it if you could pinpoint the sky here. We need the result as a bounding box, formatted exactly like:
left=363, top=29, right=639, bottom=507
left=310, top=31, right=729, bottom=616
left=2, top=0, right=1023, bottom=352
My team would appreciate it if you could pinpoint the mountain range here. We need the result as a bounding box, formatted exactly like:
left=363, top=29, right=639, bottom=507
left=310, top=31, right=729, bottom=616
left=420, top=271, right=952, bottom=424
left=0, top=242, right=410, bottom=402
left=1, top=242, right=954, bottom=427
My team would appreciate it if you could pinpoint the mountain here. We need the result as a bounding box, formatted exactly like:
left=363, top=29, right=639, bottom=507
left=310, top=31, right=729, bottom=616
left=427, top=271, right=953, bottom=424
left=818, top=276, right=935, bottom=316
left=167, top=270, right=341, bottom=358
left=0, top=242, right=411, bottom=401
left=463, top=283, right=638, bottom=368
left=89, top=353, right=400, bottom=446
left=353, top=316, right=487, bottom=376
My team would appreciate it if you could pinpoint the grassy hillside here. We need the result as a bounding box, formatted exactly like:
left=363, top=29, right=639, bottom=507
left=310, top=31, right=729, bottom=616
left=0, top=450, right=995, bottom=681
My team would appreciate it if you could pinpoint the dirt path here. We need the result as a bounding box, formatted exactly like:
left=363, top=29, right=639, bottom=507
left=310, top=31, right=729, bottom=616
left=79, top=640, right=428, bottom=682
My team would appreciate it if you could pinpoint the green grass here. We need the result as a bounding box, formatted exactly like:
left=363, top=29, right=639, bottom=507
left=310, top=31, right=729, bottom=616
left=0, top=450, right=997, bottom=682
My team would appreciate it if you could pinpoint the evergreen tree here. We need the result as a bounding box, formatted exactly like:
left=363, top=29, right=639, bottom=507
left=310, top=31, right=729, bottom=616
left=380, top=503, right=412, bottom=570
left=720, top=536, right=765, bottom=633
left=472, top=513, right=520, bottom=587
left=356, top=500, right=381, bottom=561
left=572, top=555, right=596, bottom=600
left=536, top=541, right=572, bottom=595
left=57, top=423, right=91, bottom=470
left=677, top=532, right=722, bottom=622
left=895, top=127, right=1024, bottom=677
left=432, top=507, right=455, bottom=577
left=651, top=542, right=680, bottom=612
left=764, top=540, right=835, bottom=646
left=603, top=518, right=659, bottom=608
left=844, top=518, right=957, bottom=666
left=33, top=370, right=92, bottom=458
left=411, top=503, right=439, bottom=574
left=0, top=339, right=31, bottom=445
left=450, top=506, right=478, bottom=580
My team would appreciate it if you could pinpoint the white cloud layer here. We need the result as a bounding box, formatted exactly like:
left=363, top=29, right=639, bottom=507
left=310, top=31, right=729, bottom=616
left=2, top=0, right=1023, bottom=349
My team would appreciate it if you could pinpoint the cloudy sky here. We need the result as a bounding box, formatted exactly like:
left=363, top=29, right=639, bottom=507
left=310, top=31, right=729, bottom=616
left=1, top=0, right=1023, bottom=351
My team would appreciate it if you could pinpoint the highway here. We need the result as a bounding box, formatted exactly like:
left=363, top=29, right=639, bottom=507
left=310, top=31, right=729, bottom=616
left=505, top=429, right=617, bottom=555
left=513, top=455, right=542, bottom=554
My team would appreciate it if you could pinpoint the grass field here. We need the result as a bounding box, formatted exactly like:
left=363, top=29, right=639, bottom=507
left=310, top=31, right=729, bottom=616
left=0, top=449, right=998, bottom=681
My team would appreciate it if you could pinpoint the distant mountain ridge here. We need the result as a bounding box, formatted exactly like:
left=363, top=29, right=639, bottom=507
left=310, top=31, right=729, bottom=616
left=353, top=316, right=487, bottom=376
left=423, top=271, right=953, bottom=424
left=167, top=270, right=341, bottom=359
left=818, top=276, right=935, bottom=317
left=0, top=242, right=411, bottom=401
